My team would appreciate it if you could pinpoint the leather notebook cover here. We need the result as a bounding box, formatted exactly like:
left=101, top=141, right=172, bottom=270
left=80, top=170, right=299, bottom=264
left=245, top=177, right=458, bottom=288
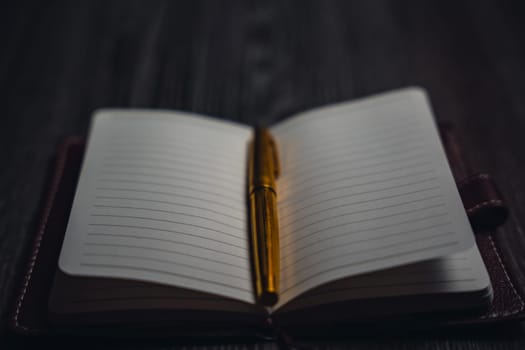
left=9, top=125, right=525, bottom=337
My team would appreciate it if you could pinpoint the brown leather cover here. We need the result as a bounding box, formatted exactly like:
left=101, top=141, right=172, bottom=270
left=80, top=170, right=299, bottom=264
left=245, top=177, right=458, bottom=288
left=8, top=126, right=525, bottom=337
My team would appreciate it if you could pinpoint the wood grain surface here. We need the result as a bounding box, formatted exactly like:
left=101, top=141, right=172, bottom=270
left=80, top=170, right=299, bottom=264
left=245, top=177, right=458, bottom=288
left=2, top=0, right=525, bottom=349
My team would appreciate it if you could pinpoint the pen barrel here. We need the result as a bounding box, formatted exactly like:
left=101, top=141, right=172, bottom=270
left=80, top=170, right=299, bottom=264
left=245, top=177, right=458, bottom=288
left=249, top=187, right=280, bottom=306
left=249, top=128, right=279, bottom=193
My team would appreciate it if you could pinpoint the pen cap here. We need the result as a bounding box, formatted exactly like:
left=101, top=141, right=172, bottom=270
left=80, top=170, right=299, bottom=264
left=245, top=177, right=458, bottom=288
left=250, top=128, right=280, bottom=193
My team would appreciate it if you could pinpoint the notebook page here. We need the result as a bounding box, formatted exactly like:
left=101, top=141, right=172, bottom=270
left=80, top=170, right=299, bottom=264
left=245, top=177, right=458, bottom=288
left=270, top=88, right=476, bottom=305
left=59, top=110, right=254, bottom=303
left=274, top=247, right=490, bottom=311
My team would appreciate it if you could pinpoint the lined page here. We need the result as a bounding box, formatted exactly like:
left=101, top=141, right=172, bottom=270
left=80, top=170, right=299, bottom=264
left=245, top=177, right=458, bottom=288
left=271, top=88, right=476, bottom=305
left=275, top=247, right=491, bottom=311
left=59, top=110, right=254, bottom=303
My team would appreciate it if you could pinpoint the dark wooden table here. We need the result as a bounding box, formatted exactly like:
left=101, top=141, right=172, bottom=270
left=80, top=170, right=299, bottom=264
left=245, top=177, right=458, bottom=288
left=2, top=1, right=525, bottom=349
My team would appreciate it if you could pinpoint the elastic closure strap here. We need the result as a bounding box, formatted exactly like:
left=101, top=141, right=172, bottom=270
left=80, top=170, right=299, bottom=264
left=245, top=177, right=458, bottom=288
left=458, top=173, right=508, bottom=231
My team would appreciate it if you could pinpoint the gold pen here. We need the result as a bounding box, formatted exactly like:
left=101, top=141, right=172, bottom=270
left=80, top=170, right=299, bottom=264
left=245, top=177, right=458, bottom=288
left=248, top=128, right=280, bottom=306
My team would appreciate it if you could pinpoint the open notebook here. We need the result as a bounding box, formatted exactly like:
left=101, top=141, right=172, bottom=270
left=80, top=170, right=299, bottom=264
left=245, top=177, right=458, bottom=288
left=50, top=88, right=492, bottom=327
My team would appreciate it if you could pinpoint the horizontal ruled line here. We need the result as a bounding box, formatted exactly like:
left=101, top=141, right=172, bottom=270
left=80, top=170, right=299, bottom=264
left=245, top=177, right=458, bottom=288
left=79, top=261, right=252, bottom=293
left=280, top=164, right=435, bottom=206
left=84, top=242, right=247, bottom=271
left=95, top=187, right=244, bottom=211
left=280, top=158, right=432, bottom=199
left=104, top=148, right=240, bottom=169
left=95, top=196, right=244, bottom=221
left=102, top=162, right=239, bottom=183
left=282, top=203, right=446, bottom=246
left=285, top=136, right=426, bottom=173
left=282, top=231, right=455, bottom=274
left=279, top=175, right=437, bottom=215
left=283, top=213, right=450, bottom=257
left=108, top=114, right=246, bottom=132
left=97, top=179, right=242, bottom=203
left=102, top=155, right=242, bottom=179
left=283, top=127, right=424, bottom=165
left=87, top=232, right=247, bottom=259
left=108, top=140, right=241, bottom=162
left=281, top=195, right=443, bottom=234
left=90, top=214, right=244, bottom=237
left=75, top=282, right=234, bottom=296
left=93, top=204, right=244, bottom=229
left=82, top=252, right=249, bottom=281
left=87, top=224, right=246, bottom=249
left=281, top=221, right=452, bottom=264
left=109, top=140, right=241, bottom=161
left=281, top=191, right=442, bottom=230
left=276, top=117, right=421, bottom=153
left=109, top=134, right=246, bottom=159
left=280, top=148, right=429, bottom=191
left=98, top=170, right=239, bottom=192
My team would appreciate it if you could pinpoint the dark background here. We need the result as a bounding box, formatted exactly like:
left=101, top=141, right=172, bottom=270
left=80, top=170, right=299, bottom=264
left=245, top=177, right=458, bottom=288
left=2, top=0, right=525, bottom=348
